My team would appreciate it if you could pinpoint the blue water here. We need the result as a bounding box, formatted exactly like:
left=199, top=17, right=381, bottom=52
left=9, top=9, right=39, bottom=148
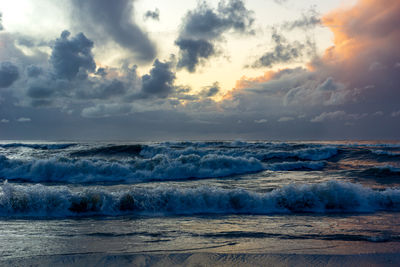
left=1, top=140, right=400, bottom=258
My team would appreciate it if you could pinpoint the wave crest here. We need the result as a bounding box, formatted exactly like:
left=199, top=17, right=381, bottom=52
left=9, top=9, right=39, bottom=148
left=0, top=154, right=265, bottom=182
left=1, top=181, right=400, bottom=217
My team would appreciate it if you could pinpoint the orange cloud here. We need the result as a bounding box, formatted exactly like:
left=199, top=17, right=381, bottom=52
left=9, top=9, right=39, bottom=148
left=221, top=69, right=287, bottom=100
left=231, top=0, right=400, bottom=99
left=234, top=70, right=278, bottom=90
left=321, top=0, right=400, bottom=67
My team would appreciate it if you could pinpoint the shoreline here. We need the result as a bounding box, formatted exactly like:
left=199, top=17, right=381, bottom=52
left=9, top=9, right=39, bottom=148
left=3, top=252, right=400, bottom=267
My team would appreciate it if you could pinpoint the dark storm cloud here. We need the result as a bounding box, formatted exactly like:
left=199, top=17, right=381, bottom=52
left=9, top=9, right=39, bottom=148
left=76, top=78, right=129, bottom=100
left=3, top=29, right=178, bottom=118
left=176, top=0, right=254, bottom=72
left=94, top=80, right=127, bottom=99
left=175, top=39, right=215, bottom=72
left=26, top=86, right=54, bottom=99
left=26, top=65, right=43, bottom=78
left=282, top=8, right=321, bottom=31
left=142, top=60, right=176, bottom=98
left=179, top=0, right=253, bottom=39
left=50, top=30, right=96, bottom=80
left=144, top=9, right=160, bottom=21
left=71, top=0, right=156, bottom=63
left=252, top=30, right=314, bottom=68
left=72, top=65, right=141, bottom=101
left=0, top=61, right=19, bottom=88
left=81, top=103, right=133, bottom=118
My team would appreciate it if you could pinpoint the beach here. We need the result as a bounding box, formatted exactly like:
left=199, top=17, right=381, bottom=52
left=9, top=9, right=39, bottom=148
left=3, top=252, right=400, bottom=267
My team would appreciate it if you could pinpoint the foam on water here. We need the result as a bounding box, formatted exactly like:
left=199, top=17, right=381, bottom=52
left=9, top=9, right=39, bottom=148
left=1, top=180, right=400, bottom=217
left=0, top=154, right=265, bottom=182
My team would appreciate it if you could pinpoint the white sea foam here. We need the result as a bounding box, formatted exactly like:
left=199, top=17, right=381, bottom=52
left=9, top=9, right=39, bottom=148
left=139, top=143, right=338, bottom=161
left=0, top=154, right=265, bottom=182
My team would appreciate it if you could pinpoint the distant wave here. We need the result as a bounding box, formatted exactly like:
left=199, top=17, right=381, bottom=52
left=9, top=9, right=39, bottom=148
left=0, top=151, right=330, bottom=183
left=360, top=165, right=400, bottom=177
left=0, top=154, right=264, bottom=182
left=1, top=181, right=400, bottom=217
left=0, top=143, right=75, bottom=150
left=258, top=147, right=338, bottom=161
left=139, top=143, right=338, bottom=161
left=346, top=143, right=400, bottom=148
left=370, top=150, right=400, bottom=157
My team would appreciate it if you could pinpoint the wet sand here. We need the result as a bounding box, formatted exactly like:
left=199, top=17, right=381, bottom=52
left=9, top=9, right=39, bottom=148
left=3, top=252, right=400, bottom=267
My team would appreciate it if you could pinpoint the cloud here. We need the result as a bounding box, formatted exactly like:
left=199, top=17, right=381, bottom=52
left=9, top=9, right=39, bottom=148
left=316, top=77, right=340, bottom=91
left=224, top=0, right=400, bottom=136
left=50, top=31, right=96, bottom=80
left=0, top=61, right=19, bottom=88
left=141, top=59, right=176, bottom=98
left=282, top=7, right=321, bottom=31
left=321, top=0, right=400, bottom=96
left=274, top=0, right=288, bottom=4
left=278, top=116, right=294, bottom=122
left=81, top=103, right=133, bottom=118
left=144, top=9, right=160, bottom=21
left=254, top=119, right=268, bottom=124
left=251, top=29, right=314, bottom=68
left=251, top=7, right=321, bottom=69
left=176, top=0, right=254, bottom=72
left=392, top=110, right=400, bottom=117
left=311, top=111, right=346, bottom=122
left=17, top=117, right=31, bottom=122
left=0, top=119, right=9, bottom=123
left=0, top=12, right=3, bottom=31
left=70, top=0, right=156, bottom=63
left=175, top=39, right=215, bottom=72
left=0, top=29, right=179, bottom=118
left=1, top=1, right=400, bottom=140
left=26, top=65, right=43, bottom=78
left=311, top=111, right=367, bottom=123
left=26, top=86, right=54, bottom=99
left=199, top=82, right=220, bottom=98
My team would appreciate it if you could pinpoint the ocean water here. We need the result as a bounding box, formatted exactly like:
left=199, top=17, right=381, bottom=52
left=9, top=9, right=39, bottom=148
left=1, top=140, right=400, bottom=259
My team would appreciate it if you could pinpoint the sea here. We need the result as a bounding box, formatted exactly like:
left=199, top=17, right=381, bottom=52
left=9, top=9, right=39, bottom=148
left=1, top=140, right=400, bottom=260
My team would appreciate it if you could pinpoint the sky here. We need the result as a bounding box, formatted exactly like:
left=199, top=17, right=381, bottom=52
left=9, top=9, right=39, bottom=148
left=0, top=0, right=399, bottom=141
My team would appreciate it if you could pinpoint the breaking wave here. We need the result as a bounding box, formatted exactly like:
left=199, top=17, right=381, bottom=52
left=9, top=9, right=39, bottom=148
left=0, top=151, right=330, bottom=183
left=139, top=143, right=338, bottom=161
left=1, top=181, right=400, bottom=217
left=70, top=145, right=142, bottom=157
left=0, top=154, right=265, bottom=182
